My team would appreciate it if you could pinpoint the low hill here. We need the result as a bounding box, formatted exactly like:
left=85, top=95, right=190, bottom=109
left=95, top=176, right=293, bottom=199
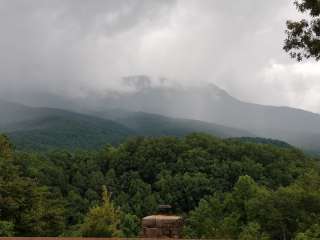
left=0, top=100, right=255, bottom=150
left=5, top=115, right=134, bottom=150
left=0, top=100, right=134, bottom=150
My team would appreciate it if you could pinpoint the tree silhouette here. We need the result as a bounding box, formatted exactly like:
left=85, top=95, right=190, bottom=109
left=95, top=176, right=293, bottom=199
left=284, top=0, right=320, bottom=61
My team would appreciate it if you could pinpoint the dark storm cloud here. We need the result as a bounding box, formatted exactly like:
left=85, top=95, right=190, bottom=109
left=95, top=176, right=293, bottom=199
left=0, top=0, right=319, bottom=112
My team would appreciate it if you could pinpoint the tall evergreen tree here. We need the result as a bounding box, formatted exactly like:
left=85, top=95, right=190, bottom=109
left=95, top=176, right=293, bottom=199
left=80, top=186, right=121, bottom=237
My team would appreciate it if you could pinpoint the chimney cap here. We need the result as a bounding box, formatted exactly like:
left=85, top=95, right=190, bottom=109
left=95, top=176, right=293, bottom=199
left=158, top=204, right=172, bottom=213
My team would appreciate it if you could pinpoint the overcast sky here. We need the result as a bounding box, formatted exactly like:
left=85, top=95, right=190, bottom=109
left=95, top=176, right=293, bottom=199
left=1, top=0, right=320, bottom=113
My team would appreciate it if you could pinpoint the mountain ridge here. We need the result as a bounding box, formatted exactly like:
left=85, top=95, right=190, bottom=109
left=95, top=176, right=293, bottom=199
left=1, top=78, right=320, bottom=152
left=90, top=79, right=320, bottom=152
left=0, top=99, right=255, bottom=150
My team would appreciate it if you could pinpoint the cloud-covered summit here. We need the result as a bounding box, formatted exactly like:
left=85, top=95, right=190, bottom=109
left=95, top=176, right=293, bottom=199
left=0, top=0, right=320, bottom=112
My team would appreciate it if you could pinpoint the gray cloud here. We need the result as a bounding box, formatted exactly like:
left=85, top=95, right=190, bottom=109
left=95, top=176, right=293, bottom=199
left=0, top=0, right=176, bottom=98
left=0, top=0, right=319, bottom=112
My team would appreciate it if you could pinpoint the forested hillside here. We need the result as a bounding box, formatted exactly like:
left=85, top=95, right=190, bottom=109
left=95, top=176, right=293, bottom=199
left=6, top=115, right=134, bottom=150
left=0, top=100, right=254, bottom=150
left=1, top=133, right=320, bottom=239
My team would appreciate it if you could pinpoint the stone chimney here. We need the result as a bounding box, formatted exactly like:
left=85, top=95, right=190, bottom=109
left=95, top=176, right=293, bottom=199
left=141, top=205, right=183, bottom=238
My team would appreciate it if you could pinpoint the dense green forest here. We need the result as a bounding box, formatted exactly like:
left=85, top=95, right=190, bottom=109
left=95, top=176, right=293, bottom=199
left=1, top=133, right=320, bottom=239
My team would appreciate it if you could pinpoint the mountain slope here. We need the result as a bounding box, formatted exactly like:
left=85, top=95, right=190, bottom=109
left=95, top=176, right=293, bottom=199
left=95, top=79, right=320, bottom=152
left=96, top=109, right=254, bottom=138
left=0, top=100, right=134, bottom=150
left=0, top=100, right=255, bottom=150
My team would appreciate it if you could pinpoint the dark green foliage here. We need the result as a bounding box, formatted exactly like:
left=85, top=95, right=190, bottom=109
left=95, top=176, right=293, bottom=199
left=0, top=138, right=66, bottom=236
left=295, top=224, right=320, bottom=239
left=119, top=213, right=140, bottom=237
left=0, top=221, right=14, bottom=236
left=284, top=0, right=320, bottom=61
left=6, top=115, right=133, bottom=151
left=185, top=173, right=320, bottom=240
left=0, top=133, right=319, bottom=238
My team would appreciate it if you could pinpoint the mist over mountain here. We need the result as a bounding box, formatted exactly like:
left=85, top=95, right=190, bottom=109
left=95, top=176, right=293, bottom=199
left=90, top=75, right=320, bottom=152
left=1, top=75, right=320, bottom=152
left=0, top=97, right=255, bottom=150
left=2, top=1, right=320, bottom=238
left=95, top=109, right=254, bottom=139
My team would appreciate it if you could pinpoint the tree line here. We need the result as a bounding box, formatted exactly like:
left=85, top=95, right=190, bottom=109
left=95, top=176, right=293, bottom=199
left=0, top=133, right=320, bottom=239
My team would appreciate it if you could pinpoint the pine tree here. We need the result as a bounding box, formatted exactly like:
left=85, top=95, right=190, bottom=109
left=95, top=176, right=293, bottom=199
left=80, top=186, right=121, bottom=237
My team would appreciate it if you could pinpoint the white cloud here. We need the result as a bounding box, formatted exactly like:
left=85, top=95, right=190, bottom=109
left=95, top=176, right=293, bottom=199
left=260, top=61, right=320, bottom=112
